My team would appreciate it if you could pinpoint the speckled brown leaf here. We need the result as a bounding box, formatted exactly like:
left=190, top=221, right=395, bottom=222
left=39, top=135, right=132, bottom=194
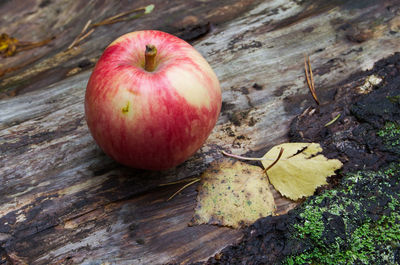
left=191, top=160, right=276, bottom=229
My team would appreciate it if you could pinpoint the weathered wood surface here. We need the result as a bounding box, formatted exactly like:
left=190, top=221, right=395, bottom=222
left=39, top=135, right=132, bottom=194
left=1, top=0, right=400, bottom=264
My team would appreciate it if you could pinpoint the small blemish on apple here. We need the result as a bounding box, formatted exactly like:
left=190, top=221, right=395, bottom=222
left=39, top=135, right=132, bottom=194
left=122, top=102, right=130, bottom=113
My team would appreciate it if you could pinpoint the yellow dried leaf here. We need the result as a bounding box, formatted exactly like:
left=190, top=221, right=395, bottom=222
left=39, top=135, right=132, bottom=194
left=191, top=160, right=276, bottom=229
left=0, top=33, right=18, bottom=57
left=261, top=143, right=342, bottom=200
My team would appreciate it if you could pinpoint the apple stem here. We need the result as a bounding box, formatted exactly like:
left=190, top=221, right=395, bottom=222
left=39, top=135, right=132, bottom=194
left=144, top=44, right=157, bottom=72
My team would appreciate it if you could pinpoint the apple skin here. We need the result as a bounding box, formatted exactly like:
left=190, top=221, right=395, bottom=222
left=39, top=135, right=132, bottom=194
left=85, top=30, right=221, bottom=170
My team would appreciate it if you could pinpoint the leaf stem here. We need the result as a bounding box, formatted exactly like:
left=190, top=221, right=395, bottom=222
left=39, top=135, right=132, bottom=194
left=221, top=150, right=264, bottom=161
left=265, top=147, right=284, bottom=171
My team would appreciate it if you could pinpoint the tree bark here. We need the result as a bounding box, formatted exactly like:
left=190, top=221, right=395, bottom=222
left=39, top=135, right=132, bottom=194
left=1, top=0, right=400, bottom=264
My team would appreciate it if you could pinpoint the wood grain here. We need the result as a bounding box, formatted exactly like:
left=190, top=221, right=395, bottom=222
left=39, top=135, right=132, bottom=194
left=1, top=0, right=400, bottom=264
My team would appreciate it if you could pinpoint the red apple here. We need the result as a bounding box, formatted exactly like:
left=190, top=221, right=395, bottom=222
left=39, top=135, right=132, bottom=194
left=85, top=30, right=222, bottom=170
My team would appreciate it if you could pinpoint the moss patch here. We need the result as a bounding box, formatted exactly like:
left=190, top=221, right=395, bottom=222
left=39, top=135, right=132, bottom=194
left=285, top=163, right=400, bottom=264
left=378, top=122, right=400, bottom=152
left=285, top=117, right=400, bottom=264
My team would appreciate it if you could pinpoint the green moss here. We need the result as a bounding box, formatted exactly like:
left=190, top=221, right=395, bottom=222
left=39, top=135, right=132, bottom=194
left=284, top=164, right=400, bottom=265
left=387, top=95, right=400, bottom=104
left=348, top=211, right=400, bottom=264
left=293, top=205, right=324, bottom=241
left=377, top=122, right=400, bottom=147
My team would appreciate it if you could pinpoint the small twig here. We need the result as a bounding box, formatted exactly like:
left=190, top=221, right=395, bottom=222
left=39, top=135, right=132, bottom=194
left=17, top=37, right=54, bottom=50
left=81, top=19, right=93, bottom=35
left=91, top=7, right=145, bottom=27
left=159, top=177, right=200, bottom=186
left=307, top=56, right=315, bottom=95
left=67, top=19, right=92, bottom=49
left=304, top=55, right=312, bottom=88
left=73, top=28, right=95, bottom=48
left=264, top=148, right=284, bottom=172
left=1, top=33, right=54, bottom=57
left=324, top=113, right=341, bottom=127
left=91, top=5, right=154, bottom=27
left=67, top=4, right=154, bottom=50
left=167, top=178, right=201, bottom=201
left=304, top=54, right=319, bottom=105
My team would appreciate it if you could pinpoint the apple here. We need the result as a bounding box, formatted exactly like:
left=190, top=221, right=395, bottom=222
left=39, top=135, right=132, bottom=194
left=85, top=30, right=222, bottom=170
